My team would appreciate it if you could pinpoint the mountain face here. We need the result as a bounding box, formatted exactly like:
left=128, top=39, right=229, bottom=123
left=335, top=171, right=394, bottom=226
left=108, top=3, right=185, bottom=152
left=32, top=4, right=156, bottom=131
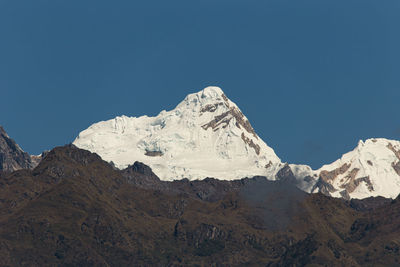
left=283, top=139, right=400, bottom=199
left=0, top=144, right=399, bottom=266
left=73, top=86, right=400, bottom=199
left=73, top=87, right=283, bottom=181
left=312, top=138, right=400, bottom=200
left=0, top=126, right=40, bottom=172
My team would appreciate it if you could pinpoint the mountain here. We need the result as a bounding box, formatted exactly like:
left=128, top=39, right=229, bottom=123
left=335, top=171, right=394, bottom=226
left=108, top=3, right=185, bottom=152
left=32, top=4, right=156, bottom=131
left=73, top=86, right=284, bottom=181
left=0, top=126, right=41, bottom=172
left=73, top=86, right=400, bottom=199
left=0, top=144, right=399, bottom=266
left=312, top=138, right=400, bottom=200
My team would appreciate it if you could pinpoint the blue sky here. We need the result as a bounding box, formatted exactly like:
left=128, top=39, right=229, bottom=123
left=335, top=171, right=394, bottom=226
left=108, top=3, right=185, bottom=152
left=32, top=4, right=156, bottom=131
left=1, top=0, right=399, bottom=169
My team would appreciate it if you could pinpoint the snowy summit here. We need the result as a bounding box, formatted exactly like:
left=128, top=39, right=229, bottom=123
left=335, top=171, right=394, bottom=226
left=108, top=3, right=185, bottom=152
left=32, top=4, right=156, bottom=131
left=73, top=87, right=283, bottom=181
left=313, top=138, right=400, bottom=199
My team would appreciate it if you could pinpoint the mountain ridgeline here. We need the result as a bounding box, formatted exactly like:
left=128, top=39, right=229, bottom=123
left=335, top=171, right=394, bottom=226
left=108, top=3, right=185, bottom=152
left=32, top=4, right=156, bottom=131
left=1, top=87, right=400, bottom=200
left=0, top=144, right=399, bottom=266
left=73, top=86, right=400, bottom=199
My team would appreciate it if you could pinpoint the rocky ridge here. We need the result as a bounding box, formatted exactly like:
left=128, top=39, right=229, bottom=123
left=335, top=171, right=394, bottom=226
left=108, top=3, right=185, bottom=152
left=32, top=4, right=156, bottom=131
left=0, top=144, right=399, bottom=266
left=0, top=126, right=41, bottom=172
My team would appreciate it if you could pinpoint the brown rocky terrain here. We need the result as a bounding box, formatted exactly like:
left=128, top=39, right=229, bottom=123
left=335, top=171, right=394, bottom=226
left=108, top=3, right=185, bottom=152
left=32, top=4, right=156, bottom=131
left=0, top=144, right=399, bottom=266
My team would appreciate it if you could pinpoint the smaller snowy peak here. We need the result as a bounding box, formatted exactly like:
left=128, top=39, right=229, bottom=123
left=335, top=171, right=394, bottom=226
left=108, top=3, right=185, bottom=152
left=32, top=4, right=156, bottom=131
left=318, top=138, right=399, bottom=171
left=313, top=138, right=400, bottom=199
left=73, top=86, right=283, bottom=181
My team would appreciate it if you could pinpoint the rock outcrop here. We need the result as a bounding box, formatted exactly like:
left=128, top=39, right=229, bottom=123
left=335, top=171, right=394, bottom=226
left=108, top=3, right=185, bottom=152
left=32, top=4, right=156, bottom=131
left=0, top=126, right=40, bottom=172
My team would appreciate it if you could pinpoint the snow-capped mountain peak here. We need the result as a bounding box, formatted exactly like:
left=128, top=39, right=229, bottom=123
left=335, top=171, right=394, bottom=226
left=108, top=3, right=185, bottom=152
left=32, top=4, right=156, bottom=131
left=73, top=87, right=283, bottom=181
left=72, top=86, right=400, bottom=199
left=313, top=138, right=400, bottom=199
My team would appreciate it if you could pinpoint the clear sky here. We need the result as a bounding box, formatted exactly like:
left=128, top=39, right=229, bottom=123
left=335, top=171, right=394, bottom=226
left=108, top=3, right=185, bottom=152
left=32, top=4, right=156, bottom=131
left=1, top=0, right=399, bottom=169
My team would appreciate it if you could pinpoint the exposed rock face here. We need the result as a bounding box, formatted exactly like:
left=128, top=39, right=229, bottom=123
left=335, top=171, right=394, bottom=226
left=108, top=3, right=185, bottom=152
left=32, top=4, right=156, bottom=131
left=387, top=143, right=400, bottom=176
left=201, top=98, right=258, bottom=140
left=200, top=102, right=225, bottom=113
left=276, top=164, right=297, bottom=184
left=0, top=126, right=39, bottom=172
left=387, top=143, right=400, bottom=159
left=319, top=163, right=351, bottom=183
left=316, top=167, right=380, bottom=199
left=312, top=178, right=337, bottom=196
left=392, top=161, right=400, bottom=176
left=144, top=150, right=163, bottom=157
left=240, top=132, right=260, bottom=155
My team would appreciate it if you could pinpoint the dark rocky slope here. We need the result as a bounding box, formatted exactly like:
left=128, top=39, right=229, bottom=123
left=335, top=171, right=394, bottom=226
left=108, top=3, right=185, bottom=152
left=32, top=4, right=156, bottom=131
left=0, top=126, right=41, bottom=172
left=0, top=145, right=399, bottom=266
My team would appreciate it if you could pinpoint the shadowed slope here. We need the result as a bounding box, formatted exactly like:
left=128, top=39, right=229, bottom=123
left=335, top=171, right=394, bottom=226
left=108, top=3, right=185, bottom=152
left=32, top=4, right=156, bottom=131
left=0, top=145, right=399, bottom=266
left=0, top=126, right=36, bottom=172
